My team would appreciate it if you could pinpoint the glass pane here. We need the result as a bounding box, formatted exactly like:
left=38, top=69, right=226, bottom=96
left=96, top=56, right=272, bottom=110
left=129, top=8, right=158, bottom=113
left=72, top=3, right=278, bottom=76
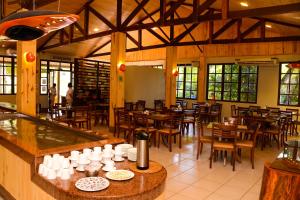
left=14, top=77, right=17, bottom=84
left=209, top=74, right=215, bottom=82
left=241, top=74, right=248, bottom=83
left=281, top=74, right=290, bottom=84
left=249, top=74, right=257, bottom=83
left=178, top=74, right=184, bottom=81
left=215, top=83, right=222, bottom=91
left=291, top=68, right=300, bottom=74
left=290, top=95, right=299, bottom=105
left=41, top=86, right=47, bottom=94
left=191, top=91, right=197, bottom=99
left=209, top=65, right=215, bottom=73
left=241, top=83, right=248, bottom=92
left=192, top=83, right=197, bottom=90
left=224, top=74, right=231, bottom=82
left=290, top=74, right=299, bottom=84
left=186, top=67, right=191, bottom=73
left=14, top=86, right=17, bottom=94
left=0, top=67, right=3, bottom=75
left=0, top=76, right=3, bottom=84
left=224, top=65, right=231, bottom=73
left=224, top=83, right=231, bottom=91
left=192, top=67, right=198, bottom=73
left=185, top=82, right=191, bottom=90
left=223, top=92, right=230, bottom=100
left=248, top=93, right=256, bottom=102
left=290, top=84, right=299, bottom=95
left=281, top=64, right=290, bottom=73
left=208, top=91, right=214, bottom=99
left=280, top=95, right=288, bottom=105
left=192, top=74, right=197, bottom=82
left=249, top=66, right=257, bottom=73
left=4, top=76, right=11, bottom=84
left=0, top=86, right=3, bottom=94
left=249, top=84, right=256, bottom=93
left=178, top=67, right=184, bottom=73
left=231, top=91, right=238, bottom=101
left=4, top=67, right=11, bottom=75
left=231, top=83, right=238, bottom=91
left=4, top=86, right=11, bottom=94
left=241, top=66, right=249, bottom=73
left=232, top=74, right=238, bottom=82
left=240, top=93, right=247, bottom=102
left=232, top=65, right=239, bottom=73
left=186, top=74, right=191, bottom=81
left=208, top=83, right=215, bottom=91
left=216, top=65, right=222, bottom=73
left=41, top=78, right=47, bottom=85
left=280, top=84, right=288, bottom=94
left=215, top=92, right=221, bottom=100
left=177, top=81, right=184, bottom=90
left=216, top=74, right=222, bottom=82
left=185, top=90, right=191, bottom=98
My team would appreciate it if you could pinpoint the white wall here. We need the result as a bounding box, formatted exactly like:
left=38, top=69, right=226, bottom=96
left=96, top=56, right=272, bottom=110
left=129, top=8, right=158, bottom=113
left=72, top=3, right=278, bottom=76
left=125, top=66, right=165, bottom=108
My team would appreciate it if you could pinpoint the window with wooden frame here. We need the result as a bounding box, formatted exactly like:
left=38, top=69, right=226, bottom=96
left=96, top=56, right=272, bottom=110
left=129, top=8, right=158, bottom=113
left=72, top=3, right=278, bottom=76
left=176, top=64, right=198, bottom=99
left=278, top=63, right=300, bottom=106
left=0, top=56, right=16, bottom=94
left=207, top=64, right=258, bottom=103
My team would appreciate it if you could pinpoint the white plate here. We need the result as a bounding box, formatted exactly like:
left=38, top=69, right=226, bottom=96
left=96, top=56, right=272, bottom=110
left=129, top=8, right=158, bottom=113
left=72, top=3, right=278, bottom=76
left=113, top=157, right=125, bottom=162
left=76, top=166, right=85, bottom=172
left=105, top=170, right=135, bottom=181
left=75, top=177, right=110, bottom=192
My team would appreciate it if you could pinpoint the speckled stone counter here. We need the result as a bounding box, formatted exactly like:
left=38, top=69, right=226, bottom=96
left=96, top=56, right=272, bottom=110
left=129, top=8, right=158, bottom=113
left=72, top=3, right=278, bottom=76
left=0, top=114, right=166, bottom=200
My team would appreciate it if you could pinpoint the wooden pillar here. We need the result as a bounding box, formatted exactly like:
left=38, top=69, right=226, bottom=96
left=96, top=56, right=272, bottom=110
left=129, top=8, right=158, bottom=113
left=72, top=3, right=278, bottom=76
left=16, top=41, right=37, bottom=117
left=109, top=32, right=126, bottom=128
left=198, top=56, right=206, bottom=102
left=165, top=46, right=177, bottom=108
left=0, top=0, right=7, bottom=19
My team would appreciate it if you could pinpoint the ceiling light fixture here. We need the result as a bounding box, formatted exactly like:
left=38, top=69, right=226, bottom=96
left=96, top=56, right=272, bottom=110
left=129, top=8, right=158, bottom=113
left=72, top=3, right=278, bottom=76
left=152, top=27, right=158, bottom=30
left=93, top=28, right=99, bottom=32
left=1, top=44, right=5, bottom=48
left=240, top=2, right=248, bottom=7
left=265, top=24, right=272, bottom=28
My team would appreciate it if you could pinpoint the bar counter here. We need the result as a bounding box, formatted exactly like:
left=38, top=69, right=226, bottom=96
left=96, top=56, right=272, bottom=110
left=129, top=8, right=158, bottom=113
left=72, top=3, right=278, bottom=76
left=0, top=114, right=167, bottom=200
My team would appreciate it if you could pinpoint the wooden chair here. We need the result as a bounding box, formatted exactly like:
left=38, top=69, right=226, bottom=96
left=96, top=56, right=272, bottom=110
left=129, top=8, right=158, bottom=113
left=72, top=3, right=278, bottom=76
left=209, top=123, right=238, bottom=171
left=286, top=108, right=299, bottom=135
left=231, top=105, right=237, bottom=117
left=72, top=106, right=90, bottom=129
left=124, top=102, right=134, bottom=111
left=135, top=100, right=146, bottom=111
left=236, top=123, right=261, bottom=169
left=208, top=103, right=222, bottom=122
left=154, top=100, right=164, bottom=111
left=182, top=109, right=196, bottom=136
left=196, top=118, right=212, bottom=159
left=132, top=113, right=157, bottom=146
left=113, top=107, right=124, bottom=136
left=116, top=110, right=134, bottom=143
left=192, top=102, right=200, bottom=109
left=158, top=113, right=183, bottom=152
left=181, top=100, right=188, bottom=109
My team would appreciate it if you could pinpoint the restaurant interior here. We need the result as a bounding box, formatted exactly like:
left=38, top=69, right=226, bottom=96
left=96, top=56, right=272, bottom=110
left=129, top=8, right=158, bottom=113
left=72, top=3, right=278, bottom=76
left=0, top=0, right=300, bottom=200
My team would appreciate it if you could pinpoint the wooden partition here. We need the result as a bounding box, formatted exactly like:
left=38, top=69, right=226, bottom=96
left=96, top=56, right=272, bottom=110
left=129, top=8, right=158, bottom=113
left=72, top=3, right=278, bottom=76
left=74, top=58, right=110, bottom=105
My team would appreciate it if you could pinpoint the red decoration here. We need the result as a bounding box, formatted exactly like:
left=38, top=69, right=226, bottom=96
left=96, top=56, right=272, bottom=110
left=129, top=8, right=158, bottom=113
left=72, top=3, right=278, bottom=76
left=288, top=63, right=300, bottom=68
left=119, top=64, right=126, bottom=72
left=26, top=52, right=35, bottom=62
left=173, top=70, right=179, bottom=76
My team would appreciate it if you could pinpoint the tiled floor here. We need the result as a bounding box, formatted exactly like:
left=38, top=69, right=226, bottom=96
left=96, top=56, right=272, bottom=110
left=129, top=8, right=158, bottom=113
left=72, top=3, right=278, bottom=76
left=94, top=124, right=281, bottom=200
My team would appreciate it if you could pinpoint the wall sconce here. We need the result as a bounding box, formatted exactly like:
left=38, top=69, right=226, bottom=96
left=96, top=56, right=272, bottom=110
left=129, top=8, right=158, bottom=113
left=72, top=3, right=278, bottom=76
left=25, top=52, right=35, bottom=62
left=172, top=69, right=179, bottom=76
left=119, top=63, right=126, bottom=72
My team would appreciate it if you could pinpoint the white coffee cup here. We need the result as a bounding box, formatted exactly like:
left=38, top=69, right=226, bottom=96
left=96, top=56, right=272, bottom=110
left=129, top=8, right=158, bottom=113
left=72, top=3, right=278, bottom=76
left=61, top=168, right=70, bottom=180
left=104, top=160, right=115, bottom=169
left=62, top=158, right=70, bottom=169
left=83, top=148, right=92, bottom=157
left=46, top=157, right=53, bottom=169
left=43, top=155, right=51, bottom=165
left=93, top=147, right=102, bottom=154
left=47, top=168, right=56, bottom=180
left=53, top=154, right=60, bottom=160
left=71, top=150, right=79, bottom=159
left=69, top=166, right=74, bottom=175
left=42, top=166, right=49, bottom=177
left=56, top=168, right=63, bottom=178
left=104, top=144, right=112, bottom=150
left=127, top=148, right=137, bottom=161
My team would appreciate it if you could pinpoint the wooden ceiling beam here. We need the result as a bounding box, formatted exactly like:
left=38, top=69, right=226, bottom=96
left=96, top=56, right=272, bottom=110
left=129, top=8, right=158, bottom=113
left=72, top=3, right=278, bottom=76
left=126, top=33, right=139, bottom=47
left=240, top=21, right=261, bottom=39
left=212, top=19, right=237, bottom=40
left=85, top=39, right=111, bottom=58
left=19, top=0, right=57, bottom=10
left=158, top=0, right=185, bottom=24
left=89, top=6, right=117, bottom=30
left=117, top=0, right=122, bottom=29
left=38, top=31, right=60, bottom=51
left=146, top=28, right=169, bottom=44
left=121, top=0, right=149, bottom=28
left=252, top=17, right=300, bottom=29
left=221, top=0, right=229, bottom=20
left=159, top=0, right=166, bottom=25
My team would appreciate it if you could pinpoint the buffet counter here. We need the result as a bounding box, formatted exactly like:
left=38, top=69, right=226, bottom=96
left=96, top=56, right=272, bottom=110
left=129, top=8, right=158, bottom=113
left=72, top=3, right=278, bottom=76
left=0, top=114, right=166, bottom=200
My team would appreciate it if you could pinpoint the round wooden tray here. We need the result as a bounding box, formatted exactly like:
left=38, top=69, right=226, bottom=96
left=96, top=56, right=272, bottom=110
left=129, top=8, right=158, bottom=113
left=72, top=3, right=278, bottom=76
left=129, top=161, right=163, bottom=174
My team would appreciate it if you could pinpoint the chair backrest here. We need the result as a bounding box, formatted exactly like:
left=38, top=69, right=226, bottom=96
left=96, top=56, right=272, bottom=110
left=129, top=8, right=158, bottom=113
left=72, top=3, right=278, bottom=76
left=181, top=100, right=188, bottom=109
left=125, top=102, right=134, bottom=111
left=163, top=113, right=183, bottom=130
left=154, top=100, right=164, bottom=111
left=231, top=105, right=236, bottom=117
left=136, top=100, right=146, bottom=111
left=197, top=117, right=204, bottom=136
left=286, top=108, right=299, bottom=121
left=223, top=117, right=239, bottom=125
left=192, top=102, right=200, bottom=109
left=133, top=112, right=150, bottom=129
left=176, top=100, right=183, bottom=107
left=267, top=107, right=280, bottom=113
left=116, top=110, right=131, bottom=126
left=211, top=103, right=221, bottom=112
left=252, top=123, right=261, bottom=147
left=237, top=107, right=249, bottom=117
left=73, top=106, right=89, bottom=119
left=212, top=123, right=238, bottom=141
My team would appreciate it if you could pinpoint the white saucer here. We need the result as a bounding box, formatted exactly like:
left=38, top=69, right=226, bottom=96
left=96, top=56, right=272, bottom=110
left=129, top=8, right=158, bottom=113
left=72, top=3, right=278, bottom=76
left=76, top=166, right=85, bottom=172
left=113, top=157, right=124, bottom=162
left=102, top=166, right=116, bottom=172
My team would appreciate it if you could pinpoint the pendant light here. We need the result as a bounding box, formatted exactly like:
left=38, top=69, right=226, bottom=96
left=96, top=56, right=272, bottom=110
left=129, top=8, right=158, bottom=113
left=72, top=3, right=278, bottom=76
left=0, top=0, right=79, bottom=41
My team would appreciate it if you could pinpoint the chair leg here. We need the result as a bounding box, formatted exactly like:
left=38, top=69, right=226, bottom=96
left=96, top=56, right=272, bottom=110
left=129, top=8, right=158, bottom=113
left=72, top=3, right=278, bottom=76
left=197, top=140, right=201, bottom=160
left=232, top=151, right=236, bottom=171
left=179, top=134, right=182, bottom=149
left=158, top=133, right=161, bottom=148
left=168, top=135, right=172, bottom=152
left=251, top=148, right=254, bottom=169
left=209, top=149, right=213, bottom=168
left=193, top=123, right=195, bottom=136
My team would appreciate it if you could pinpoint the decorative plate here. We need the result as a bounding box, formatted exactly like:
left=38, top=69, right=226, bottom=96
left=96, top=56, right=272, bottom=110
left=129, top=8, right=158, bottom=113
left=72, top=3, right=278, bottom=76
left=105, top=170, right=135, bottom=181
left=75, top=177, right=110, bottom=192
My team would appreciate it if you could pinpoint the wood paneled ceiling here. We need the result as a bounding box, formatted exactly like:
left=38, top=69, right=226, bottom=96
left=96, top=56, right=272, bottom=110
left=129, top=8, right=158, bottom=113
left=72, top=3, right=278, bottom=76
left=1, top=0, right=300, bottom=58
